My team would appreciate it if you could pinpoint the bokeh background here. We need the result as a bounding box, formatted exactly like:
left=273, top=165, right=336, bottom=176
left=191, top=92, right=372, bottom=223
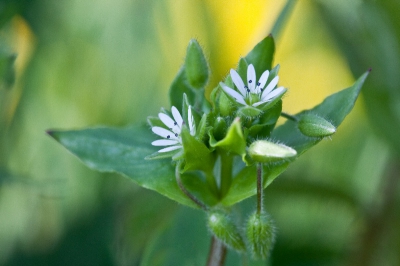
left=1, top=0, right=399, bottom=265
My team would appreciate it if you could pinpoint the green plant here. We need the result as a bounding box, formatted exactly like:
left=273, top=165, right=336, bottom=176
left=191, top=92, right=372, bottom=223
left=47, top=36, right=369, bottom=265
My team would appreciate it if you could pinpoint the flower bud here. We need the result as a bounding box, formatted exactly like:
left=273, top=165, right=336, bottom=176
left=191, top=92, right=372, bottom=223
left=248, top=140, right=297, bottom=163
left=246, top=212, right=275, bottom=259
left=298, top=114, right=336, bottom=138
left=207, top=211, right=246, bottom=251
left=185, top=39, right=209, bottom=89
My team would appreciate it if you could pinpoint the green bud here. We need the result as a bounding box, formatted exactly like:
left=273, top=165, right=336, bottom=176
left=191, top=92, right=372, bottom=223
left=246, top=212, right=275, bottom=259
left=218, top=89, right=236, bottom=116
left=185, top=39, right=209, bottom=89
left=248, top=140, right=297, bottom=163
left=213, top=117, right=227, bottom=141
left=207, top=211, right=246, bottom=251
left=298, top=114, right=336, bottom=138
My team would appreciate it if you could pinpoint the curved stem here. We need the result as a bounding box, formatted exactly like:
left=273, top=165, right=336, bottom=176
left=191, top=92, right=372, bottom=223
left=206, top=236, right=227, bottom=266
left=257, top=163, right=263, bottom=214
left=175, top=162, right=208, bottom=211
left=280, top=112, right=298, bottom=122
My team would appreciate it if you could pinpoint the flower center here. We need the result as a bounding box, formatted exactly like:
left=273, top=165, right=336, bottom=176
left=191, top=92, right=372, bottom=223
left=246, top=93, right=261, bottom=105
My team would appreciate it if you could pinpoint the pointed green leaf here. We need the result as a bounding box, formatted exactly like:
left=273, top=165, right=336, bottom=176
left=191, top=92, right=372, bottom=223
left=272, top=71, right=370, bottom=155
left=209, top=118, right=246, bottom=156
left=47, top=125, right=217, bottom=208
left=245, top=36, right=275, bottom=78
left=185, top=39, right=209, bottom=89
left=169, top=67, right=196, bottom=109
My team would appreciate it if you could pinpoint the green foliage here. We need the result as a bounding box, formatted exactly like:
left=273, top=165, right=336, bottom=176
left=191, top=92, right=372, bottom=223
left=185, top=39, right=209, bottom=89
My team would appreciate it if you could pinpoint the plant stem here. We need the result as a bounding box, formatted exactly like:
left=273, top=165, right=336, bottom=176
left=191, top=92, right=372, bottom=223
left=175, top=162, right=208, bottom=211
left=257, top=163, right=263, bottom=214
left=280, top=112, right=298, bottom=122
left=206, top=236, right=227, bottom=266
left=220, top=151, right=233, bottom=198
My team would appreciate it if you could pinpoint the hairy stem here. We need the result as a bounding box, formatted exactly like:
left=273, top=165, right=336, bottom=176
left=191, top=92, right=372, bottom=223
left=175, top=162, right=208, bottom=211
left=206, top=236, right=227, bottom=266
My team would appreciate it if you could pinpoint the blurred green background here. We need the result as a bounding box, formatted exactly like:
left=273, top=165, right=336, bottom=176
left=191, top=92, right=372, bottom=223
left=0, top=0, right=399, bottom=265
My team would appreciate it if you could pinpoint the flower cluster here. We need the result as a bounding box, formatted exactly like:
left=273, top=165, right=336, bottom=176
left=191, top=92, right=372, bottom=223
left=151, top=106, right=196, bottom=153
left=220, top=64, right=286, bottom=107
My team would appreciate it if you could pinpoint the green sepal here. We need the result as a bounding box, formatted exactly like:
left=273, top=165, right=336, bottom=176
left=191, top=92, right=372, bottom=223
left=209, top=118, right=246, bottom=156
left=196, top=113, right=209, bottom=142
left=298, top=113, right=336, bottom=138
left=169, top=66, right=196, bottom=109
left=145, top=149, right=181, bottom=161
left=248, top=100, right=282, bottom=138
left=257, top=88, right=287, bottom=112
left=212, top=116, right=228, bottom=141
left=181, top=126, right=214, bottom=173
left=248, top=140, right=297, bottom=163
left=245, top=35, right=275, bottom=77
left=246, top=212, right=276, bottom=260
left=207, top=211, right=246, bottom=252
left=185, top=39, right=209, bottom=89
left=237, top=105, right=262, bottom=118
left=267, top=64, right=280, bottom=84
left=147, top=116, right=164, bottom=128
left=237, top=57, right=249, bottom=81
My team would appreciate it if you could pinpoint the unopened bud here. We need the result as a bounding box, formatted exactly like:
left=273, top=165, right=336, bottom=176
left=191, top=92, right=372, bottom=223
left=248, top=140, right=297, bottom=163
left=207, top=211, right=246, bottom=251
left=298, top=114, right=336, bottom=137
left=246, top=212, right=275, bottom=259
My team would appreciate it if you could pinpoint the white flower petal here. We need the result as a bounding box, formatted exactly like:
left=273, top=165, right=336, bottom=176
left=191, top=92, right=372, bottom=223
left=152, top=139, right=180, bottom=146
left=220, top=83, right=247, bottom=105
left=158, top=145, right=182, bottom=153
left=230, top=69, right=246, bottom=96
left=188, top=106, right=196, bottom=136
left=158, top=113, right=175, bottom=130
left=252, top=100, right=269, bottom=107
left=257, top=70, right=270, bottom=93
left=152, top=126, right=178, bottom=140
left=262, top=76, right=279, bottom=99
left=247, top=64, right=256, bottom=93
left=171, top=106, right=183, bottom=129
left=262, top=87, right=286, bottom=101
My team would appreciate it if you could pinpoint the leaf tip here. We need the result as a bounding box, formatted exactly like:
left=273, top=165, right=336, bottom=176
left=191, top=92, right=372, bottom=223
left=368, top=67, right=372, bottom=73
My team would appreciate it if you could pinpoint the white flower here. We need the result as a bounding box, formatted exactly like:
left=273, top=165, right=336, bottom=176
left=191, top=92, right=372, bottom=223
left=151, top=106, right=196, bottom=153
left=220, top=64, right=286, bottom=107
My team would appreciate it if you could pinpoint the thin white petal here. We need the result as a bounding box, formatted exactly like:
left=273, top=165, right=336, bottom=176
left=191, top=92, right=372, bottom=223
left=262, top=87, right=286, bottom=101
left=152, top=139, right=179, bottom=146
left=230, top=69, right=246, bottom=96
left=257, top=70, right=270, bottom=93
left=152, top=126, right=178, bottom=140
left=247, top=64, right=256, bottom=93
left=158, top=113, right=175, bottom=129
left=171, top=106, right=183, bottom=129
left=252, top=100, right=269, bottom=107
left=188, top=106, right=196, bottom=136
left=262, top=76, right=279, bottom=99
left=158, top=145, right=182, bottom=153
left=220, top=83, right=247, bottom=105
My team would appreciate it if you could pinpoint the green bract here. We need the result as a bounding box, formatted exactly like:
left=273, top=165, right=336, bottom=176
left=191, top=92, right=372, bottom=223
left=48, top=36, right=369, bottom=210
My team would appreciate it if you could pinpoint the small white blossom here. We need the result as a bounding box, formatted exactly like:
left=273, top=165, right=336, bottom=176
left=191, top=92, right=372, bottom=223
left=151, top=106, right=196, bottom=153
left=220, top=64, right=286, bottom=107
